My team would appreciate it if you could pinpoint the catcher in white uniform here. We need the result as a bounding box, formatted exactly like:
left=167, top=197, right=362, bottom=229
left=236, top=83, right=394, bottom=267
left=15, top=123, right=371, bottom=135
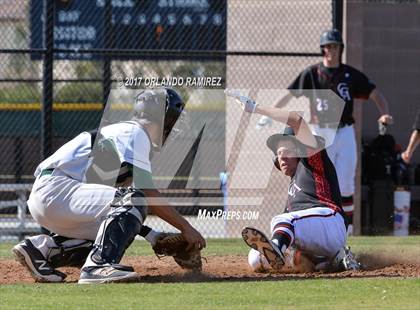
left=12, top=88, right=206, bottom=284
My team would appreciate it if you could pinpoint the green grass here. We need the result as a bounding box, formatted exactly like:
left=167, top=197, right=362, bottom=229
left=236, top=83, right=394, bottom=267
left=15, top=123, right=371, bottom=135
left=0, top=238, right=249, bottom=259
left=1, top=237, right=419, bottom=309
left=347, top=236, right=420, bottom=253
left=0, top=279, right=419, bottom=309
left=126, top=238, right=251, bottom=257
left=2, top=236, right=419, bottom=259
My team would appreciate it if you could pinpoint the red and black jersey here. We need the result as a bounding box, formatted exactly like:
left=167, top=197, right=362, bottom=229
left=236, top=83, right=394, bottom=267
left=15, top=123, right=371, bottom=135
left=285, top=144, right=343, bottom=215
left=288, top=62, right=376, bottom=126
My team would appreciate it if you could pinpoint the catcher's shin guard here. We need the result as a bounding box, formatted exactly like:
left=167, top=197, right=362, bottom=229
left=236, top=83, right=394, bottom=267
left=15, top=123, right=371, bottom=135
left=85, top=188, right=147, bottom=267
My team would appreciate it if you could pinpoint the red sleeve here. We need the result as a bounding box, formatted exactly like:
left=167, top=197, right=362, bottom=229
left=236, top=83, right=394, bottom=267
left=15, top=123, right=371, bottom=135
left=305, top=151, right=338, bottom=210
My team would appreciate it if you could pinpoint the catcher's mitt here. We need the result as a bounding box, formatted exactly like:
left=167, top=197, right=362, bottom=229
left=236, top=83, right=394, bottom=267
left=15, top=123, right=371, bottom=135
left=152, top=232, right=203, bottom=271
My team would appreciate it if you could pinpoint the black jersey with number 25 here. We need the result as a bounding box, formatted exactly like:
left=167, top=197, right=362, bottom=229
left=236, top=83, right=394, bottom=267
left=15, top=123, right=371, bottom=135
left=288, top=62, right=376, bottom=126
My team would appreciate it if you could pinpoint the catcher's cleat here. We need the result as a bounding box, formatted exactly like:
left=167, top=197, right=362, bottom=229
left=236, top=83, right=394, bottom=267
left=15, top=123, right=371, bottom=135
left=12, top=239, right=67, bottom=283
left=242, top=227, right=285, bottom=270
left=78, top=264, right=139, bottom=284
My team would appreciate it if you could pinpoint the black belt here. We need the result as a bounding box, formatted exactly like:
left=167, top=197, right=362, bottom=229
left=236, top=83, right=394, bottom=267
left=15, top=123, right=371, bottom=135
left=40, top=168, right=54, bottom=177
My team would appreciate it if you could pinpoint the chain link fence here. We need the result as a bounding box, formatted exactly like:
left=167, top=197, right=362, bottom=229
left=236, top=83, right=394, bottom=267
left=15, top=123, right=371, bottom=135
left=0, top=0, right=335, bottom=240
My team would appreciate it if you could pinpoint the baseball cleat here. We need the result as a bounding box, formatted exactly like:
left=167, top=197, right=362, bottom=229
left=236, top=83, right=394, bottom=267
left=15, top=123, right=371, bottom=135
left=12, top=239, right=66, bottom=283
left=78, top=265, right=139, bottom=284
left=332, top=246, right=362, bottom=271
left=242, top=227, right=285, bottom=270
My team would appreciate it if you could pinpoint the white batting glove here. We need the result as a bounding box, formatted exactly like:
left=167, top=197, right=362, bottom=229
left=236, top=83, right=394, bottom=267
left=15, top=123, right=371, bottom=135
left=225, top=89, right=257, bottom=113
left=256, top=115, right=273, bottom=130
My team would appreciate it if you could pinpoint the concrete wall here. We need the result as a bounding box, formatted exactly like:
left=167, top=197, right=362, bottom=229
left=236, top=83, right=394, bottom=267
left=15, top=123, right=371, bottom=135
left=346, top=1, right=420, bottom=235
left=346, top=1, right=420, bottom=160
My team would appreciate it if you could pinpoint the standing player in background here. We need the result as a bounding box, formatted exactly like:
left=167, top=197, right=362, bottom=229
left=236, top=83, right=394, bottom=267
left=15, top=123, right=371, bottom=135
left=12, top=88, right=205, bottom=284
left=257, top=29, right=393, bottom=235
left=401, top=109, right=420, bottom=164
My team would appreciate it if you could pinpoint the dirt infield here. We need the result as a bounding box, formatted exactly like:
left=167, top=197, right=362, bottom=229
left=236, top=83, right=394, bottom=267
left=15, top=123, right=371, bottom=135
left=1, top=253, right=419, bottom=284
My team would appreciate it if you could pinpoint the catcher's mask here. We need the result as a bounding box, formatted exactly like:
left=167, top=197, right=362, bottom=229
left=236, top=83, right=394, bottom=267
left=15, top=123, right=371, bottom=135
left=134, top=87, right=185, bottom=149
left=320, top=29, right=344, bottom=57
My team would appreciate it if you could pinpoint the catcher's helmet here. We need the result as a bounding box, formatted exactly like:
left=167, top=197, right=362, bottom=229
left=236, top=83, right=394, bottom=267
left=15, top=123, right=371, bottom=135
left=134, top=87, right=185, bottom=145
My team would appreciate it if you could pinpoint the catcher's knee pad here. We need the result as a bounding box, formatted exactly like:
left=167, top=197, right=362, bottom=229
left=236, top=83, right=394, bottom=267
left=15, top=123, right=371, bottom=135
left=112, top=187, right=148, bottom=220
left=47, top=235, right=93, bottom=268
left=90, top=188, right=147, bottom=265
